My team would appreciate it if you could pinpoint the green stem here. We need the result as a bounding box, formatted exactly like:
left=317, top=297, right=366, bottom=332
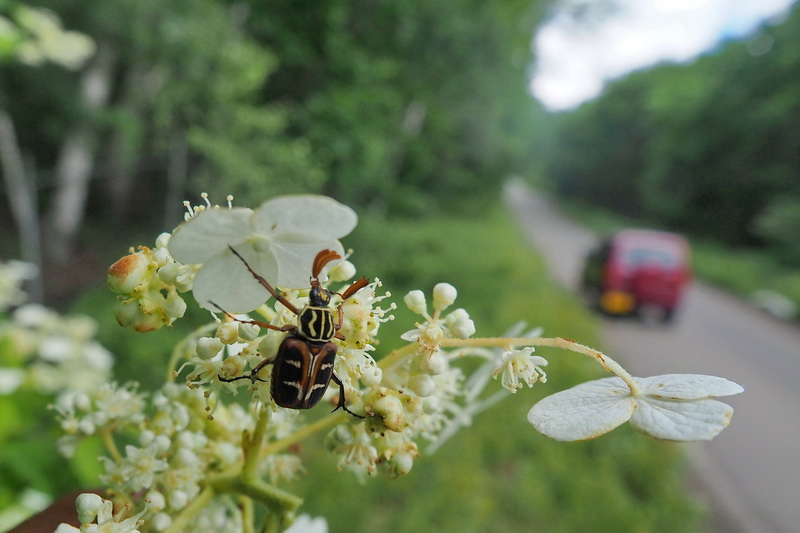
left=241, top=496, right=255, bottom=533
left=377, top=343, right=417, bottom=371
left=100, top=427, right=122, bottom=463
left=212, top=474, right=302, bottom=532
left=260, top=411, right=346, bottom=458
left=439, top=336, right=642, bottom=395
left=243, top=405, right=271, bottom=480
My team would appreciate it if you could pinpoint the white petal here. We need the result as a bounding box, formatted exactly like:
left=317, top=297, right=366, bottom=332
left=271, top=234, right=345, bottom=288
left=168, top=207, right=252, bottom=264
left=191, top=247, right=277, bottom=313
left=528, top=378, right=635, bottom=441
left=254, top=195, right=357, bottom=239
left=637, top=374, right=744, bottom=400
left=631, top=396, right=735, bottom=441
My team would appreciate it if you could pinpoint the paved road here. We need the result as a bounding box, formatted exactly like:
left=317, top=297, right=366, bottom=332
left=504, top=180, right=800, bottom=533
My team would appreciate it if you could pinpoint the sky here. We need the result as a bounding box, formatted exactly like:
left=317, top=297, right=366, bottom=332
left=530, top=0, right=796, bottom=111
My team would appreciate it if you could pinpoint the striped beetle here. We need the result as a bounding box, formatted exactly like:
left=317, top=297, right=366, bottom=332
left=215, top=246, right=368, bottom=417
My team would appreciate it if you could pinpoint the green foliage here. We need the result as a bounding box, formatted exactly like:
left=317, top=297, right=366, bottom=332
left=2, top=0, right=553, bottom=227
left=541, top=3, right=800, bottom=248
left=240, top=0, right=548, bottom=214
left=752, top=195, right=800, bottom=264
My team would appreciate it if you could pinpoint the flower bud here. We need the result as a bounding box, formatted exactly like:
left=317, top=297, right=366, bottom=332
left=114, top=300, right=164, bottom=333
left=360, top=366, right=382, bottom=388
left=329, top=260, right=357, bottom=281
left=409, top=374, right=435, bottom=397
left=152, top=247, right=172, bottom=267
left=169, top=490, right=188, bottom=510
left=446, top=308, right=476, bottom=339
left=107, top=252, right=151, bottom=294
left=152, top=512, right=173, bottom=531
left=216, top=322, right=239, bottom=344
left=73, top=393, right=91, bottom=411
left=421, top=350, right=447, bottom=375
left=403, top=290, right=427, bottom=315
left=163, top=290, right=187, bottom=320
left=154, top=232, right=171, bottom=250
left=75, top=492, right=103, bottom=524
left=146, top=491, right=166, bottom=513
left=238, top=322, right=260, bottom=341
left=432, top=283, right=457, bottom=312
left=196, top=337, right=223, bottom=360
left=364, top=388, right=412, bottom=432
left=391, top=451, right=415, bottom=476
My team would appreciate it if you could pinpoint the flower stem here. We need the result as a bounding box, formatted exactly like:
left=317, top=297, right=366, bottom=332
left=377, top=343, right=418, bottom=371
left=243, top=405, right=271, bottom=479
left=100, top=427, right=122, bottom=463
left=212, top=474, right=302, bottom=532
left=440, top=336, right=642, bottom=395
left=259, top=411, right=346, bottom=458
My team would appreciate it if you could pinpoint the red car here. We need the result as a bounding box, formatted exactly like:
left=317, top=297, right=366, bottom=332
left=581, top=230, right=692, bottom=322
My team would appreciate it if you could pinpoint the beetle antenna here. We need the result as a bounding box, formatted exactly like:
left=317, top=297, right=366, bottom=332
left=227, top=245, right=300, bottom=315
left=311, top=249, right=342, bottom=279
left=338, top=276, right=370, bottom=301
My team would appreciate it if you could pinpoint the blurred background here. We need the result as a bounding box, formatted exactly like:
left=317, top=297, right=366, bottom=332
left=1, top=0, right=799, bottom=531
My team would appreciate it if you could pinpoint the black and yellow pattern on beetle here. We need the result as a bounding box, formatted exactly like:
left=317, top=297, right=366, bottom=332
left=297, top=305, right=337, bottom=342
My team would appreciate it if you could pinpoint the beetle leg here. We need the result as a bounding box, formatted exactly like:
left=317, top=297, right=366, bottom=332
left=333, top=304, right=345, bottom=340
left=330, top=372, right=364, bottom=418
left=218, top=356, right=274, bottom=384
left=209, top=301, right=296, bottom=333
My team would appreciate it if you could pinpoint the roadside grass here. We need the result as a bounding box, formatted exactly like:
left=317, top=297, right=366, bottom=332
left=67, top=204, right=705, bottom=532
left=556, top=196, right=800, bottom=319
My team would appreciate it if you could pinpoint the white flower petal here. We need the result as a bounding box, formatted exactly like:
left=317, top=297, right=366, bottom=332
left=254, top=195, right=357, bottom=239
left=631, top=396, right=735, bottom=441
left=191, top=247, right=276, bottom=312
left=638, top=374, right=744, bottom=400
left=528, top=378, right=635, bottom=441
left=168, top=207, right=252, bottom=264
left=271, top=234, right=345, bottom=288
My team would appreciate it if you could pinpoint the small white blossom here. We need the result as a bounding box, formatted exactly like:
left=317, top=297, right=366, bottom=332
left=528, top=374, right=744, bottom=441
left=432, top=283, right=457, bottom=312
left=493, top=347, right=548, bottom=392
left=0, top=259, right=37, bottom=311
left=56, top=493, right=146, bottom=533
left=196, top=337, right=224, bottom=360
left=167, top=195, right=358, bottom=313
left=403, top=290, right=428, bottom=316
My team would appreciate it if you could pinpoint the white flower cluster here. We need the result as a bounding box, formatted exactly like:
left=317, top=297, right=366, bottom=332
left=107, top=233, right=196, bottom=333
left=54, top=382, right=259, bottom=531
left=0, top=259, right=37, bottom=312
left=0, top=303, right=113, bottom=396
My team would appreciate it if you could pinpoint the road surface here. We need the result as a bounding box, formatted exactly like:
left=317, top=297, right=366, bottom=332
left=504, top=180, right=800, bottom=533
